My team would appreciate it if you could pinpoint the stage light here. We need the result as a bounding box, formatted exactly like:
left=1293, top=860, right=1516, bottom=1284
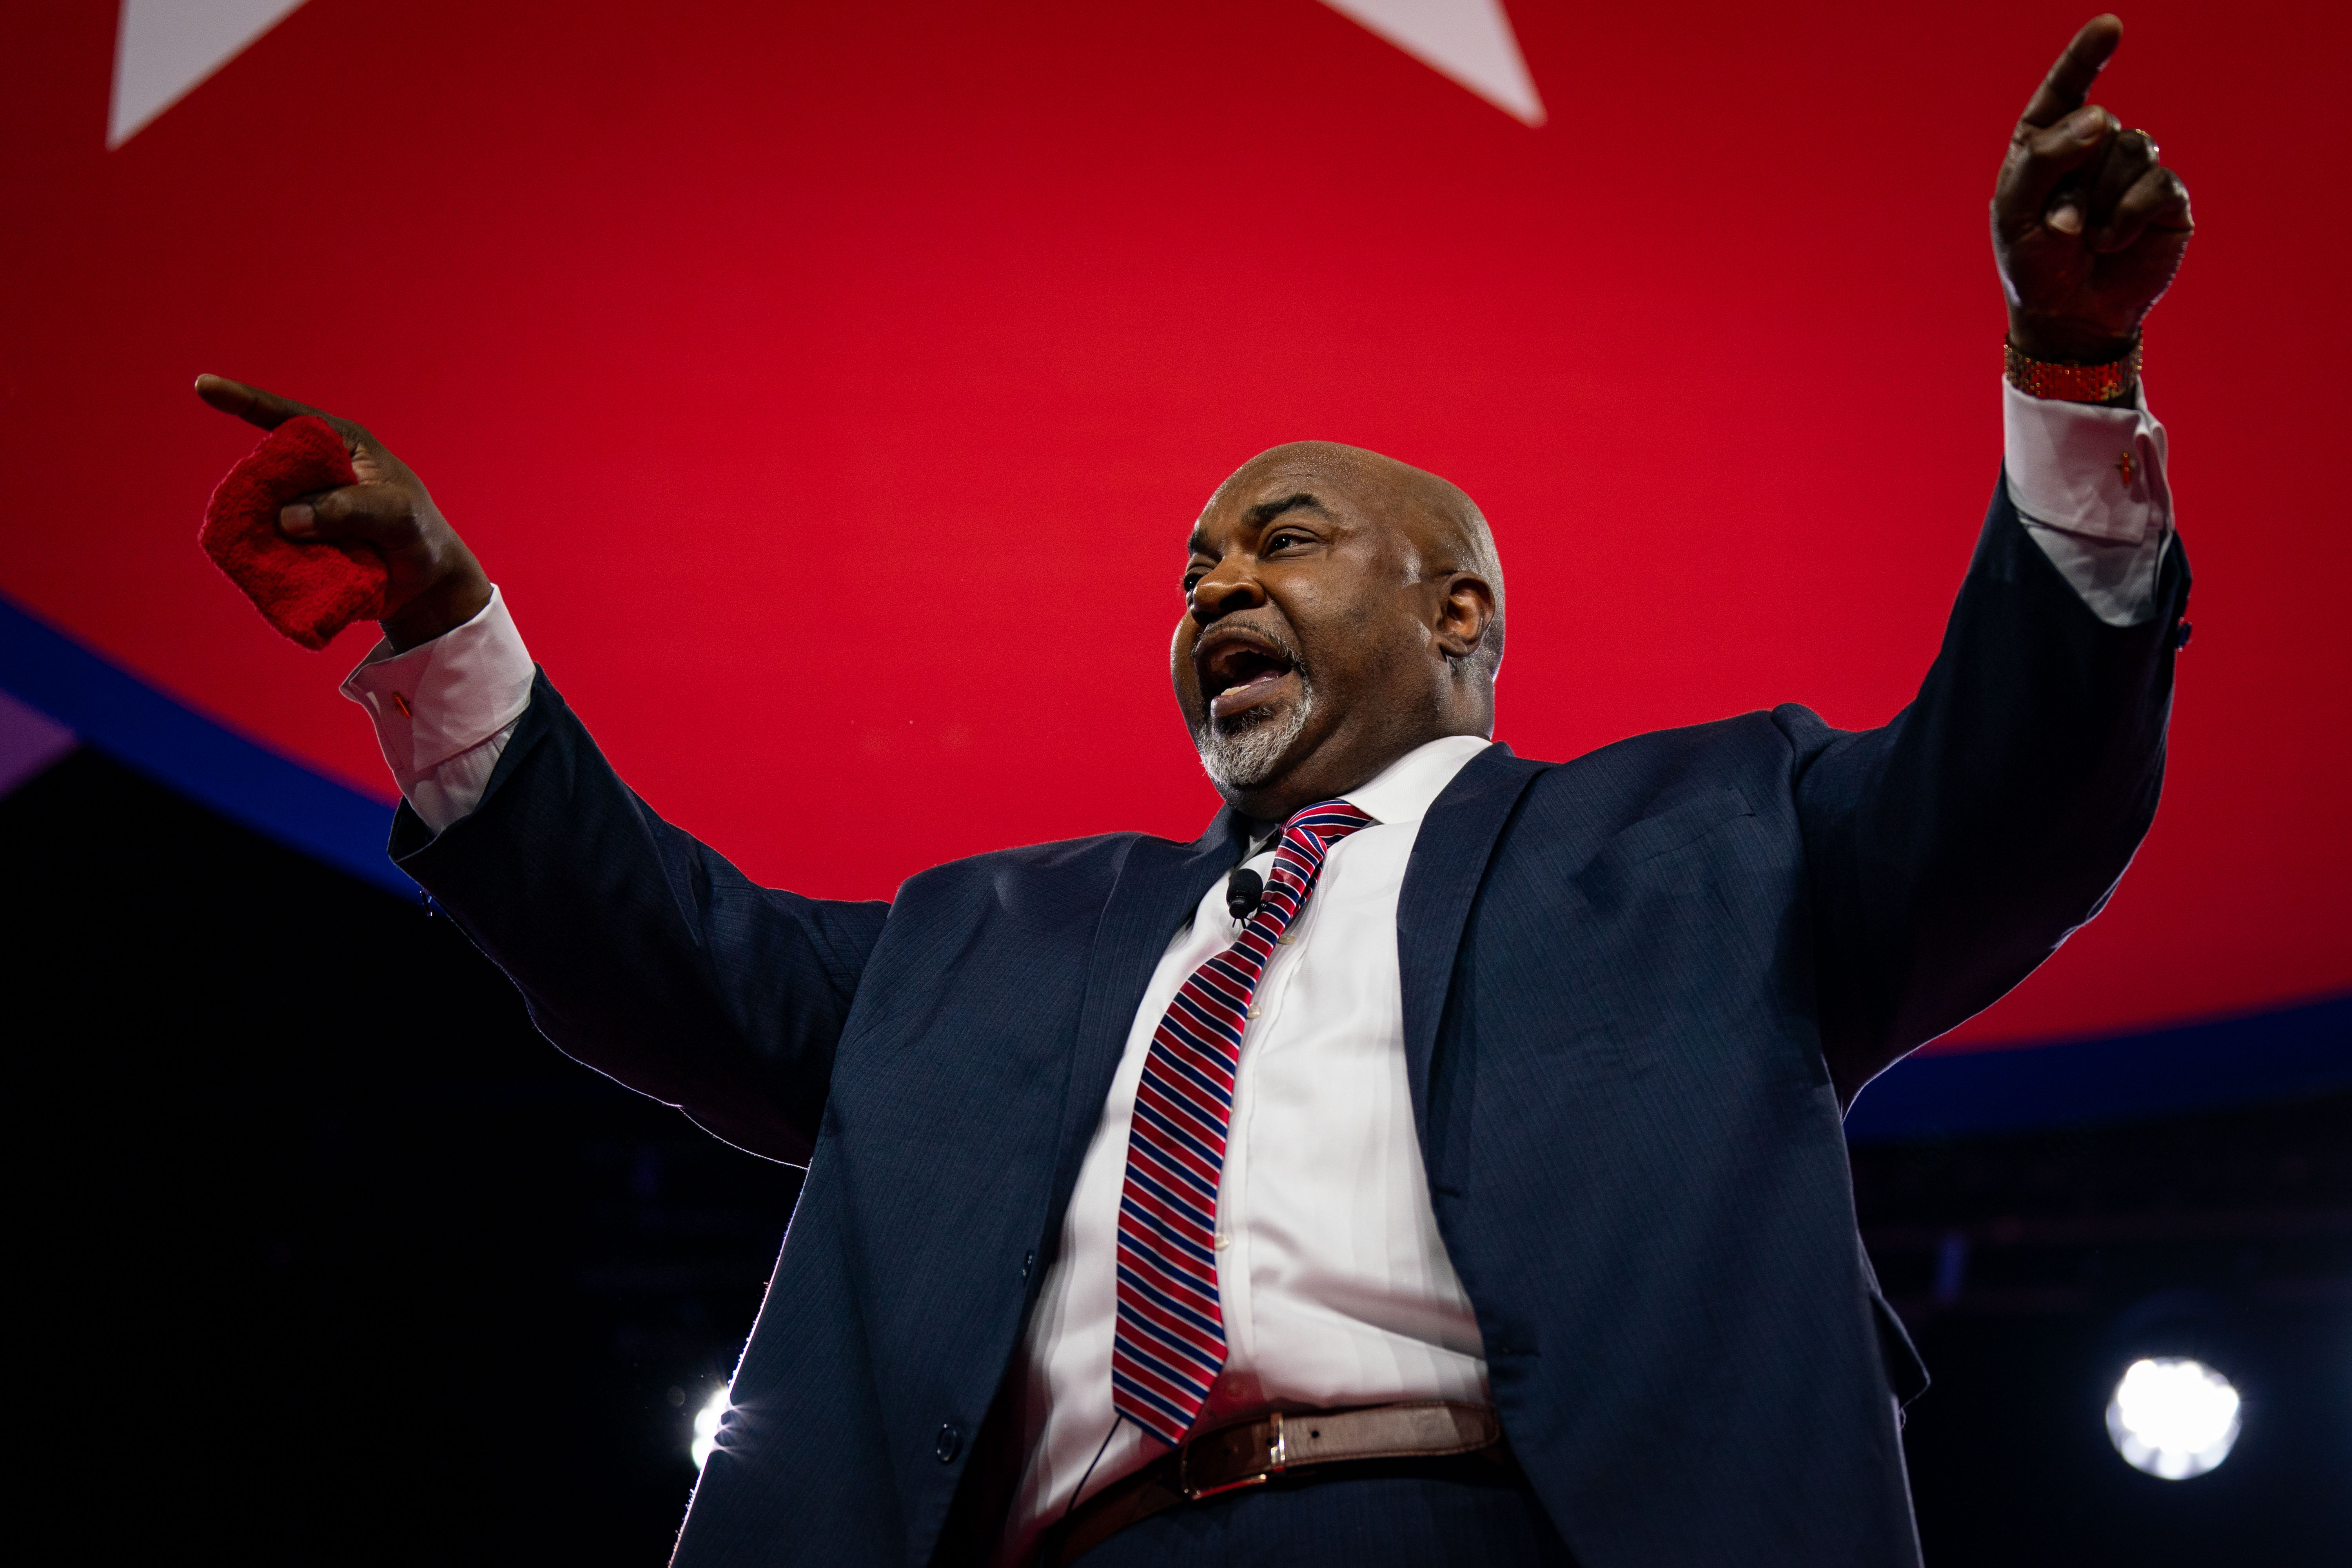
left=2105, top=1357, right=2241, bottom=1480
left=691, top=1388, right=731, bottom=1468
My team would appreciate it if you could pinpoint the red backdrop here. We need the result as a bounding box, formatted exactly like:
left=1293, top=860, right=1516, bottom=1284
left=4, top=0, right=2346, bottom=1046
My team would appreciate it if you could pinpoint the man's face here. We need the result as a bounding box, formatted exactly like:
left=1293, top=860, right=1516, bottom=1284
left=1172, top=445, right=1485, bottom=818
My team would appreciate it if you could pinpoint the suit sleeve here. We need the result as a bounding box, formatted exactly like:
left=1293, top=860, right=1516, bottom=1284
left=391, top=669, right=889, bottom=1164
left=1778, top=476, right=2190, bottom=1105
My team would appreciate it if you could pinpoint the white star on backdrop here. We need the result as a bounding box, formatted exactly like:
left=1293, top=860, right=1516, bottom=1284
left=109, top=0, right=307, bottom=147
left=107, top=0, right=1543, bottom=148
left=1320, top=0, right=1545, bottom=124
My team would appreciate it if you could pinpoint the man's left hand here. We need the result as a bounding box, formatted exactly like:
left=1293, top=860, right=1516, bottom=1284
left=1994, top=15, right=2193, bottom=366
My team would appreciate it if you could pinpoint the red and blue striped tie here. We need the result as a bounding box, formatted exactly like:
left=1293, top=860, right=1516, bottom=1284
left=1110, top=798, right=1377, bottom=1447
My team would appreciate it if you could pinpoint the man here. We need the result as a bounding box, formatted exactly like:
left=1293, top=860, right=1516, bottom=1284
left=196, top=16, right=2190, bottom=1565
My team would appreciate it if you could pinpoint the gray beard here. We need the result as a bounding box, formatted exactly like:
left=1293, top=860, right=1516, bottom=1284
left=1192, top=677, right=1316, bottom=793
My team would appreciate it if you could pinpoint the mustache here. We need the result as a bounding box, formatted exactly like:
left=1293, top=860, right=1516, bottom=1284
left=1224, top=619, right=1305, bottom=666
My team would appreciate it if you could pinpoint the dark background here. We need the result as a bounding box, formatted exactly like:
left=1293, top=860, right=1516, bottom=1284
left=9, top=749, right=2346, bottom=1565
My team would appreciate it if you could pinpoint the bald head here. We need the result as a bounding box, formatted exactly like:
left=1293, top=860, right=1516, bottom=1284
left=1172, top=440, right=1506, bottom=820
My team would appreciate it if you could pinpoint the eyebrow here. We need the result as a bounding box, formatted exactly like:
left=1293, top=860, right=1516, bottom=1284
left=1244, top=492, right=1324, bottom=528
left=1188, top=492, right=1327, bottom=556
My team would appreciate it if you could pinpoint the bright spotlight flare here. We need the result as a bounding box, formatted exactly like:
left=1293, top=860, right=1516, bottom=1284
left=691, top=1388, right=731, bottom=1469
left=2105, top=1357, right=2242, bottom=1480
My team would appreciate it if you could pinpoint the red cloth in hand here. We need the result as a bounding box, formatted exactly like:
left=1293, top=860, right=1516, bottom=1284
left=200, top=415, right=388, bottom=650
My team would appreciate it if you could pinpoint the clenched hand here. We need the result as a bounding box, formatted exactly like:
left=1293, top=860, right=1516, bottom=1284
left=195, top=375, right=492, bottom=652
left=1994, top=15, right=2194, bottom=370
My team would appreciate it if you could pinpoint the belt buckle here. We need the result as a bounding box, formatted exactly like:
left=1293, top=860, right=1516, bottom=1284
left=1180, top=1410, right=1288, bottom=1502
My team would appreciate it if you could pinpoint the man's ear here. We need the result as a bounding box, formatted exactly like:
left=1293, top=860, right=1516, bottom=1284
left=1432, top=573, right=1495, bottom=661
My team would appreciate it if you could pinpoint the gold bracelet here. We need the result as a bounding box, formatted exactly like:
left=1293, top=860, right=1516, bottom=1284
left=2004, top=339, right=2141, bottom=404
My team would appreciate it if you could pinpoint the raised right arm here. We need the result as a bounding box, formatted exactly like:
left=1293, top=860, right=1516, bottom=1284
left=395, top=667, right=887, bottom=1165
left=194, top=376, right=887, bottom=1164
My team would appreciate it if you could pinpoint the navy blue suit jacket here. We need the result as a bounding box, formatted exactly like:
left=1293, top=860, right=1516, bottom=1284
left=397, top=483, right=2187, bottom=1566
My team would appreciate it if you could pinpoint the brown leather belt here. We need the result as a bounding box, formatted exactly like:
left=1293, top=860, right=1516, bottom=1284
left=1039, top=1401, right=1506, bottom=1564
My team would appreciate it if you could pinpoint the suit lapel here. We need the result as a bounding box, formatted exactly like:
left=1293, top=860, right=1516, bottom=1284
left=1396, top=743, right=1550, bottom=1131
left=1045, top=808, right=1251, bottom=1232
left=1043, top=746, right=1544, bottom=1235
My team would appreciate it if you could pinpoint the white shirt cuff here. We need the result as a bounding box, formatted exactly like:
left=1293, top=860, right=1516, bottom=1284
left=341, top=586, right=534, bottom=825
left=2002, top=377, right=2171, bottom=545
left=2003, top=378, right=2175, bottom=628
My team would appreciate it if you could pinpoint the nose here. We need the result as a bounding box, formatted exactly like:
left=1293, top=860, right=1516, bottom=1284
left=1190, top=555, right=1267, bottom=626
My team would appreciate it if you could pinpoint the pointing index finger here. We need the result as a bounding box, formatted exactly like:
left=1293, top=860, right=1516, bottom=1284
left=2020, top=14, right=2123, bottom=129
left=193, top=374, right=372, bottom=456
left=194, top=373, right=326, bottom=432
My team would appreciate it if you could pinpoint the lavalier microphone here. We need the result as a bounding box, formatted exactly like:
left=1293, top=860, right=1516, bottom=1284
left=1226, top=867, right=1265, bottom=922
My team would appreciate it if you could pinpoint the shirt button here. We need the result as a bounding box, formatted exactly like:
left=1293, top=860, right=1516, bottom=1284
left=934, top=1423, right=962, bottom=1463
left=1213, top=1232, right=1231, bottom=1250
left=1247, top=1007, right=1261, bottom=1020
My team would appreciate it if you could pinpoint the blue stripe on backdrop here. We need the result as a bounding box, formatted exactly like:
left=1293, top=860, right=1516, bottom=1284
left=1844, top=993, right=2352, bottom=1142
left=0, top=592, right=407, bottom=895
left=5, top=591, right=2346, bottom=1136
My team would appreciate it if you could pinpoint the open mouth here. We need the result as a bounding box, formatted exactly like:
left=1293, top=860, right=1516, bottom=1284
left=1197, top=630, right=1301, bottom=722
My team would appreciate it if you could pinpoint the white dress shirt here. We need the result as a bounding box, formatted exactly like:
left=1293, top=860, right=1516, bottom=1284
left=1002, top=733, right=1494, bottom=1553
left=339, top=381, right=2177, bottom=1556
